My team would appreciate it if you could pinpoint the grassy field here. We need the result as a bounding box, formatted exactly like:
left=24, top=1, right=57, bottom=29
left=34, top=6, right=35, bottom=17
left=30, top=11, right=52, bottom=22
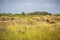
left=0, top=15, right=60, bottom=40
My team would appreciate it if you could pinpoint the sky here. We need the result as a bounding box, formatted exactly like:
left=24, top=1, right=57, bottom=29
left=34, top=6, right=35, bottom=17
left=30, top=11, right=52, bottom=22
left=0, top=0, right=60, bottom=13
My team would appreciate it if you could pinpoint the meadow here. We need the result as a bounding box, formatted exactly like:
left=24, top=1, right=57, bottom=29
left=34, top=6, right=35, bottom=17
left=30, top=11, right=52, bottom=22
left=0, top=13, right=60, bottom=40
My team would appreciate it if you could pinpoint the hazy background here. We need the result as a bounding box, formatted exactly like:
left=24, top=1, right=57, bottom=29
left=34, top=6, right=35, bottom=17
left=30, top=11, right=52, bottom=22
left=0, top=0, right=60, bottom=13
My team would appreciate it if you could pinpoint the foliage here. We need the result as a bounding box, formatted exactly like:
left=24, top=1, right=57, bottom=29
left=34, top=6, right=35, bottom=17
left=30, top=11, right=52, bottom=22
left=0, top=11, right=52, bottom=16
left=21, top=12, right=26, bottom=15
left=28, top=11, right=52, bottom=15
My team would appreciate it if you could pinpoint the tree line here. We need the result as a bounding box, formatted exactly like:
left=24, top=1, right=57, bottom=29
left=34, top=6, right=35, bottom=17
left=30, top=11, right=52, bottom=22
left=0, top=11, right=60, bottom=16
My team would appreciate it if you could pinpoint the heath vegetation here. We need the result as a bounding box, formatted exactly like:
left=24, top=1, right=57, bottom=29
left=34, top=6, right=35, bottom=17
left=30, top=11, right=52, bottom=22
left=0, top=11, right=60, bottom=40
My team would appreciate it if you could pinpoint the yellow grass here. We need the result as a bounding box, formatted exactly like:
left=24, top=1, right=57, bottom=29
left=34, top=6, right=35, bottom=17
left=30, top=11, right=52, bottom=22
left=0, top=15, right=60, bottom=40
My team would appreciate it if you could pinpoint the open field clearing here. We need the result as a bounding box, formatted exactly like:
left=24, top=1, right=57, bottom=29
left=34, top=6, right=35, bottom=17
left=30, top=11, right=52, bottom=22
left=0, top=15, right=60, bottom=40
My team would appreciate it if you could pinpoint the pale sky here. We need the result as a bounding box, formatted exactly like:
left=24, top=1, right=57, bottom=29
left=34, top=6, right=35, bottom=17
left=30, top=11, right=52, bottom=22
left=0, top=0, right=60, bottom=13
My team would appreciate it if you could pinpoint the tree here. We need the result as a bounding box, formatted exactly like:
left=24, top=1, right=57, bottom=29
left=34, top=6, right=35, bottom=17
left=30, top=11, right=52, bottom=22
left=21, top=12, right=26, bottom=15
